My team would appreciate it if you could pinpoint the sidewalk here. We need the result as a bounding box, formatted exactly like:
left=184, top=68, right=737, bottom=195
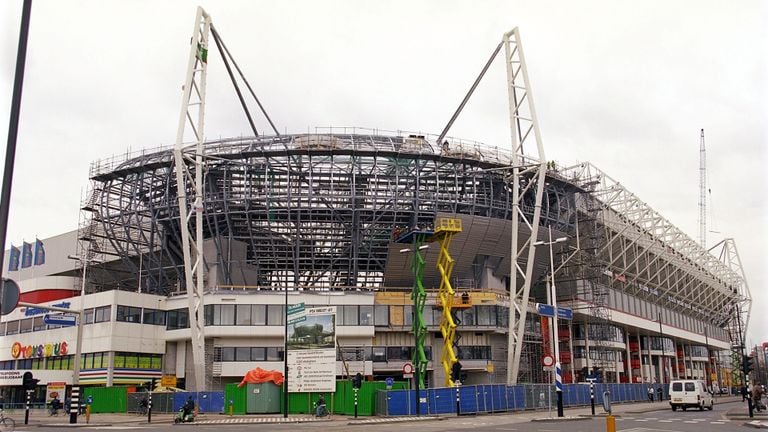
left=8, top=396, right=747, bottom=428
left=723, top=399, right=768, bottom=429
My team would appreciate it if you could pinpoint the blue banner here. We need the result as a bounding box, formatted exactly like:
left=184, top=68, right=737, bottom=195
left=21, top=241, right=33, bottom=268
left=8, top=245, right=20, bottom=271
left=34, top=238, right=45, bottom=265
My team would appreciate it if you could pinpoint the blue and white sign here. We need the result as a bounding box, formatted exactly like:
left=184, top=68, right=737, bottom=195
left=557, top=307, right=573, bottom=320
left=385, top=377, right=394, bottom=389
left=536, top=303, right=555, bottom=317
left=43, top=314, right=77, bottom=327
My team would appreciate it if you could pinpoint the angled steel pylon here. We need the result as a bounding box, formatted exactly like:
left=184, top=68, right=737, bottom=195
left=504, top=28, right=549, bottom=384
left=172, top=6, right=211, bottom=391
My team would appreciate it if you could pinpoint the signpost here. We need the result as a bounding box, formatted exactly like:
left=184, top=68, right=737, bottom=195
left=536, top=303, right=573, bottom=320
left=43, top=314, right=77, bottom=327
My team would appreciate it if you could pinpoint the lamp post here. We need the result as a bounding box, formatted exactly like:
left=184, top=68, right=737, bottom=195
left=534, top=226, right=567, bottom=417
left=67, top=254, right=91, bottom=424
left=657, top=312, right=666, bottom=384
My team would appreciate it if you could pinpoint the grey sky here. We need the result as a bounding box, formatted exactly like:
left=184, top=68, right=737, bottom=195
left=1, top=1, right=766, bottom=341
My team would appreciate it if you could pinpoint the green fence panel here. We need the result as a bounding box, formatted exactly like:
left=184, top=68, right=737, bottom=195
left=83, top=387, right=127, bottom=413
left=224, top=383, right=247, bottom=415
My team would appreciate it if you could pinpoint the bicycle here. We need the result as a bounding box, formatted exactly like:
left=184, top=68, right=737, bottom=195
left=0, top=409, right=15, bottom=432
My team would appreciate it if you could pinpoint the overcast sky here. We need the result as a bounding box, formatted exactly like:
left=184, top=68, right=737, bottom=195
left=1, top=1, right=765, bottom=342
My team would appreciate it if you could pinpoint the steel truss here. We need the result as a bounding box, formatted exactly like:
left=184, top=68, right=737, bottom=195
left=556, top=162, right=749, bottom=330
left=172, top=6, right=210, bottom=391
left=504, top=27, right=548, bottom=385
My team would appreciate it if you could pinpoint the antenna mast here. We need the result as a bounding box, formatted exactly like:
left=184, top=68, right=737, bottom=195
left=698, top=129, right=706, bottom=248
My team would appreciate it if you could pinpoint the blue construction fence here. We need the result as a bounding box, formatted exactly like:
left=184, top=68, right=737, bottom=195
left=376, top=383, right=667, bottom=416
left=128, top=391, right=226, bottom=414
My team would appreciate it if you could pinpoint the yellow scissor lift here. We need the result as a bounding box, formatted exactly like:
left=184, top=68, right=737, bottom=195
left=431, top=218, right=463, bottom=387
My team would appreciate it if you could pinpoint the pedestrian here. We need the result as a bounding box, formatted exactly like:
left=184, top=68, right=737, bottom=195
left=657, top=386, right=663, bottom=401
left=647, top=386, right=654, bottom=402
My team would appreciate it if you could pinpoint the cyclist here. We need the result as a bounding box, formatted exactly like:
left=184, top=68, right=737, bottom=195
left=49, top=397, right=61, bottom=416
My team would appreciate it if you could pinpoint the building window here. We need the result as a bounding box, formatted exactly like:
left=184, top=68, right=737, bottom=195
left=359, top=305, right=373, bottom=326
left=457, top=346, right=491, bottom=360
left=15, top=359, right=31, bottom=369
left=84, top=309, right=94, bottom=325
left=341, top=305, right=358, bottom=326
left=251, top=347, right=266, bottom=361
left=142, top=309, right=166, bottom=326
left=251, top=305, right=266, bottom=325
left=372, top=347, right=386, bottom=362
left=236, top=305, right=252, bottom=325
left=116, top=305, right=142, bottom=323
left=267, top=305, right=284, bottom=326
left=33, top=316, right=45, bottom=331
left=5, top=320, right=19, bottom=335
left=266, top=347, right=283, bottom=361
left=167, top=309, right=189, bottom=330
left=19, top=318, right=33, bottom=333
left=94, top=306, right=111, bottom=323
left=374, top=305, right=388, bottom=326
left=235, top=347, right=250, bottom=361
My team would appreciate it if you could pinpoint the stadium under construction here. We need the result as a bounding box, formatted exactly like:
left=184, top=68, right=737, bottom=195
left=0, top=8, right=752, bottom=402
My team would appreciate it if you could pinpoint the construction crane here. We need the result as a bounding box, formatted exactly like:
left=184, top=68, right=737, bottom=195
left=699, top=128, right=706, bottom=248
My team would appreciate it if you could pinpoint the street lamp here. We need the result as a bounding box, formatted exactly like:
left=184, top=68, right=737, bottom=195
left=280, top=236, right=299, bottom=419
left=66, top=254, right=95, bottom=424
left=533, top=226, right=567, bottom=418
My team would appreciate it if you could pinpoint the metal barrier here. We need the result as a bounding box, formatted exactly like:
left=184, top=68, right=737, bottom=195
left=128, top=391, right=225, bottom=414
left=379, top=383, right=662, bottom=416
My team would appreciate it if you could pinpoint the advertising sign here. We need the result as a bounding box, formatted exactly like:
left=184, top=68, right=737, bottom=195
left=46, top=381, right=67, bottom=405
left=287, top=306, right=336, bottom=393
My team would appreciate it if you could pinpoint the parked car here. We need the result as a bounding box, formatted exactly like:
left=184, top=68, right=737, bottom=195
left=669, top=379, right=714, bottom=411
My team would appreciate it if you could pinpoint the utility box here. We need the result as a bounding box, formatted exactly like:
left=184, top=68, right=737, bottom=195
left=246, top=382, right=281, bottom=413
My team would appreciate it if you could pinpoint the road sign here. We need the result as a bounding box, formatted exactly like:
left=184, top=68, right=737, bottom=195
left=287, top=302, right=305, bottom=315
left=385, top=377, right=394, bottom=389
left=536, top=303, right=555, bottom=317
left=402, top=363, right=414, bottom=378
left=1, top=279, right=20, bottom=315
left=557, top=307, right=573, bottom=320
left=287, top=315, right=306, bottom=325
left=43, top=314, right=76, bottom=326
left=542, top=355, right=554, bottom=367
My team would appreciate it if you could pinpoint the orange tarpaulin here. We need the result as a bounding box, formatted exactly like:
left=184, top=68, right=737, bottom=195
left=237, top=367, right=284, bottom=387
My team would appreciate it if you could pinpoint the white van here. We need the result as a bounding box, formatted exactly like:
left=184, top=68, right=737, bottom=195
left=669, top=379, right=714, bottom=411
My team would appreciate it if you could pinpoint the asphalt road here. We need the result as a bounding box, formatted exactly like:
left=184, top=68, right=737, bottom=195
left=15, top=398, right=756, bottom=432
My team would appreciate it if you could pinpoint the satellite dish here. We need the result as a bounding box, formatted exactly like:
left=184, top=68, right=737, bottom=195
left=1, top=278, right=20, bottom=315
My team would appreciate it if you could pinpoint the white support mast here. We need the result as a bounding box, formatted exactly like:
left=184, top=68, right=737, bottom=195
left=699, top=129, right=706, bottom=248
left=172, top=6, right=211, bottom=391
left=504, top=28, right=548, bottom=384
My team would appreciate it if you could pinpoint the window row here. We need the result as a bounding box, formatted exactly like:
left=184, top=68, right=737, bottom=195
left=113, top=352, right=163, bottom=369
left=214, top=347, right=285, bottom=362
left=572, top=323, right=625, bottom=342
left=1, top=352, right=162, bottom=371
left=115, top=306, right=167, bottom=326
left=573, top=347, right=618, bottom=361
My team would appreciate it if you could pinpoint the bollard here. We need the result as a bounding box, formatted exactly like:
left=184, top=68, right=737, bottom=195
left=229, top=401, right=234, bottom=417
left=354, top=388, right=359, bottom=419
left=147, top=393, right=152, bottom=423
left=69, top=386, right=80, bottom=424
left=86, top=405, right=91, bottom=424
left=590, top=381, right=595, bottom=416
left=24, top=390, right=30, bottom=425
left=606, top=415, right=616, bottom=432
left=455, top=384, right=461, bottom=416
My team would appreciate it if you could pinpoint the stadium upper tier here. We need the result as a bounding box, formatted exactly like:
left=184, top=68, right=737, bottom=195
left=81, top=131, right=746, bottom=326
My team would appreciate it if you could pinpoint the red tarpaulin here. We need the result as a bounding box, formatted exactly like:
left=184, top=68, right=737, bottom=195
left=237, top=367, right=284, bottom=387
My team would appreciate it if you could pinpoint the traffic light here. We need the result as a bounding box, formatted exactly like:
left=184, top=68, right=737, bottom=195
left=352, top=373, right=362, bottom=389
left=22, top=371, right=39, bottom=391
left=451, top=361, right=462, bottom=382
left=743, top=354, right=755, bottom=376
